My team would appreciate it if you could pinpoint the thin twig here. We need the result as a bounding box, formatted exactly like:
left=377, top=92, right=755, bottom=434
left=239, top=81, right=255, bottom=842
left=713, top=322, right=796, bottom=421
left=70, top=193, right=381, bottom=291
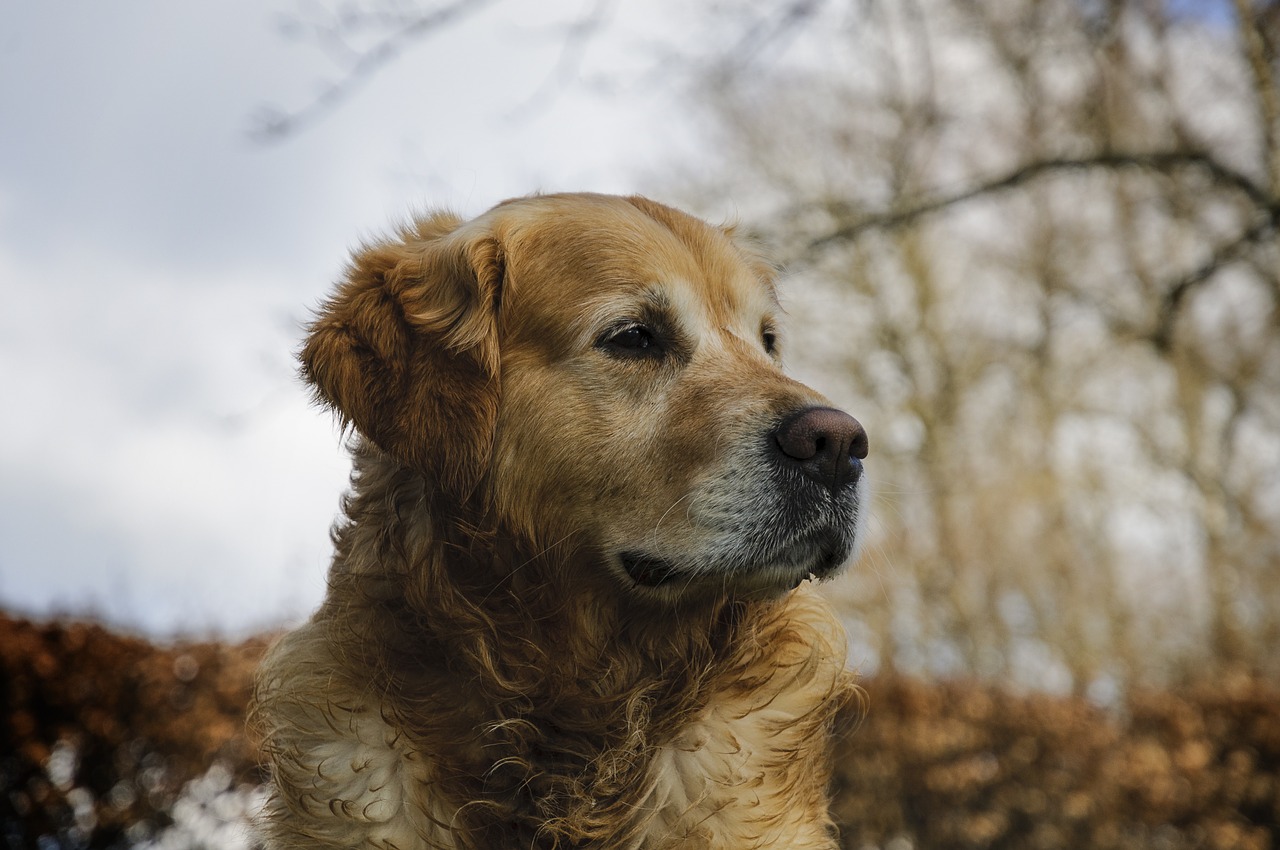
left=804, top=149, right=1280, bottom=352
left=807, top=151, right=1274, bottom=250
left=1151, top=214, right=1278, bottom=351
left=726, top=0, right=828, bottom=69
left=252, top=0, right=502, bottom=141
left=1232, top=0, right=1280, bottom=196
left=504, top=0, right=618, bottom=122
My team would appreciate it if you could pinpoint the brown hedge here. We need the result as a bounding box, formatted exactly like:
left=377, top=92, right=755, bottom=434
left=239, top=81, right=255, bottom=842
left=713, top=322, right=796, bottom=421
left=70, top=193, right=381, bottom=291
left=2, top=612, right=1276, bottom=849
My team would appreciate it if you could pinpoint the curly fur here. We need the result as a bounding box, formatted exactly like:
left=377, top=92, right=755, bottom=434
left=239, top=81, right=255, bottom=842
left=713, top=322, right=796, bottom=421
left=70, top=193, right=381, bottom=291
left=252, top=194, right=864, bottom=850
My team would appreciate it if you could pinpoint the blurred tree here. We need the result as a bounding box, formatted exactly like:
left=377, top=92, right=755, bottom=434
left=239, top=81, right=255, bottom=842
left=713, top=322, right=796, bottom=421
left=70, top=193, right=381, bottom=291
left=258, top=0, right=1280, bottom=690
left=251, top=0, right=616, bottom=139
left=669, top=0, right=1280, bottom=691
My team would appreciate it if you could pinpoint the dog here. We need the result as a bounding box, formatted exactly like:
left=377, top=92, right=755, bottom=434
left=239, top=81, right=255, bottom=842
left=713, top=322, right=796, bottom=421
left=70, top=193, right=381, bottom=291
left=252, top=193, right=868, bottom=850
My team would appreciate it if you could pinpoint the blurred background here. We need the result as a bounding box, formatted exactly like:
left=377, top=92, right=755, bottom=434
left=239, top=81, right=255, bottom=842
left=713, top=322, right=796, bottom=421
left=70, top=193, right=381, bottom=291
left=3, top=0, right=1279, bottom=847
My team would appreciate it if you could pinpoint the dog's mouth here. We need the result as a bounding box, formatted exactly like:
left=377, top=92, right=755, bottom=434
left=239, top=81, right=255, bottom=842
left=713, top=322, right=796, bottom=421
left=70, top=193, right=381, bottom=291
left=618, top=528, right=852, bottom=592
left=619, top=552, right=687, bottom=588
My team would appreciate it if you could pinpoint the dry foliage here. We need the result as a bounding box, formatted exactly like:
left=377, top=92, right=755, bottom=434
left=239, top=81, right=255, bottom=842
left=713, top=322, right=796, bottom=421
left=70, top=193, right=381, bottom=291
left=834, top=674, right=1280, bottom=849
left=3, top=612, right=1278, bottom=849
left=0, top=613, right=268, bottom=847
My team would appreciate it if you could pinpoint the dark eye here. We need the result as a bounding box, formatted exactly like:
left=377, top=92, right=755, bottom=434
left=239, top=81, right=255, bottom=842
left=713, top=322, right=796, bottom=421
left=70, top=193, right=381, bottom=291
left=597, top=323, right=662, bottom=358
left=613, top=326, right=654, bottom=349
left=762, top=329, right=778, bottom=355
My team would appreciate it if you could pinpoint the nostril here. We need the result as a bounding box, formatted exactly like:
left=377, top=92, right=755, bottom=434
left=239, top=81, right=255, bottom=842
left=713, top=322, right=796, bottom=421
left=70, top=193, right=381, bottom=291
left=852, top=427, right=869, bottom=460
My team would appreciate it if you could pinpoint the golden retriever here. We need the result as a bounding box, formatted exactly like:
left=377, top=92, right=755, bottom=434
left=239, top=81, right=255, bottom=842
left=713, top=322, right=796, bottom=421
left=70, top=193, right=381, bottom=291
left=253, top=193, right=868, bottom=850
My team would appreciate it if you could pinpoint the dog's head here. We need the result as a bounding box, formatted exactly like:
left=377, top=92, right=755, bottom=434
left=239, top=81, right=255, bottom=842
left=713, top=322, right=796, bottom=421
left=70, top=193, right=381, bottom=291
left=302, top=193, right=867, bottom=599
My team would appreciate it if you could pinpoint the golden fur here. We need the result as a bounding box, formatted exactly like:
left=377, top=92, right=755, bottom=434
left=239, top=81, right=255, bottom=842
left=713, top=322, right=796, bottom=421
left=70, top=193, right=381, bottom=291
left=253, top=193, right=867, bottom=849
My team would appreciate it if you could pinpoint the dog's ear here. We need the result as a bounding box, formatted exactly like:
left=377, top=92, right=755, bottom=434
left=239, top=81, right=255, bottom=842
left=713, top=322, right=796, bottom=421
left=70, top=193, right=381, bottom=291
left=719, top=221, right=782, bottom=290
left=300, top=213, right=503, bottom=495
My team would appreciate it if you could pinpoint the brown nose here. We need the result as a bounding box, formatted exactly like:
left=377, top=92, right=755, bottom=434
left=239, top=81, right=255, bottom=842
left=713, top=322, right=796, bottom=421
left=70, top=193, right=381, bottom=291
left=773, top=406, right=868, bottom=490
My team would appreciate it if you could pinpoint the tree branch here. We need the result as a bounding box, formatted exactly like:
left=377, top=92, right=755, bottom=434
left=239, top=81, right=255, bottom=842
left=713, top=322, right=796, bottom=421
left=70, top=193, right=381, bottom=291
left=807, top=151, right=1275, bottom=251
left=1233, top=0, right=1280, bottom=196
left=1151, top=213, right=1278, bottom=351
left=722, top=0, right=829, bottom=71
left=804, top=149, right=1280, bottom=353
left=251, top=0, right=502, bottom=141
left=504, top=0, right=617, bottom=121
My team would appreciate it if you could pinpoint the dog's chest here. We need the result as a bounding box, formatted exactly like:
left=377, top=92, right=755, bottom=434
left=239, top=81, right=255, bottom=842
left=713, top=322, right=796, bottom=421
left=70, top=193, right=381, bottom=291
left=297, top=695, right=830, bottom=850
left=640, top=690, right=834, bottom=849
left=295, top=710, right=449, bottom=850
left=645, top=710, right=766, bottom=845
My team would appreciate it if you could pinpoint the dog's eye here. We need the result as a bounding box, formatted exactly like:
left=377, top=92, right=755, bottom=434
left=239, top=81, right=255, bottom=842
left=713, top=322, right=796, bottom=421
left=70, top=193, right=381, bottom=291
left=613, top=326, right=653, bottom=349
left=598, top=323, right=661, bottom=358
left=762, top=329, right=778, bottom=355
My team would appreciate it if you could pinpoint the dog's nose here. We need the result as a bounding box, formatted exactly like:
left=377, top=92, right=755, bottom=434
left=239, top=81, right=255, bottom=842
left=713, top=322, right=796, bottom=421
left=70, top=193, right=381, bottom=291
left=772, top=406, right=868, bottom=490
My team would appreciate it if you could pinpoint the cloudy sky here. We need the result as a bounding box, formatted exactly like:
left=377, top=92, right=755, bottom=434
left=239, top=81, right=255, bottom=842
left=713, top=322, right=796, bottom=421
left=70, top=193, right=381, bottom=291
left=0, top=0, right=711, bottom=636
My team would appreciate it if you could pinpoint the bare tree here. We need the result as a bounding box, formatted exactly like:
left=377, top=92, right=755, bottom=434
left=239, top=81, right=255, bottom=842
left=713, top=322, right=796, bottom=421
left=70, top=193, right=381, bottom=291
left=670, top=0, right=1280, bottom=690
left=250, top=0, right=631, bottom=140
left=257, top=0, right=1280, bottom=688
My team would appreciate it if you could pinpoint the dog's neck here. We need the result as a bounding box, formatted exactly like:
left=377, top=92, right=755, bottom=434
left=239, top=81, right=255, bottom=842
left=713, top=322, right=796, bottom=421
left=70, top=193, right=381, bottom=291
left=310, top=440, right=794, bottom=846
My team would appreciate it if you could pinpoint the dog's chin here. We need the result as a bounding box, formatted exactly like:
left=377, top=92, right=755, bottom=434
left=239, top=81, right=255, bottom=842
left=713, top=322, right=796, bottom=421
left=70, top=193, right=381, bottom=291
left=616, top=530, right=853, bottom=600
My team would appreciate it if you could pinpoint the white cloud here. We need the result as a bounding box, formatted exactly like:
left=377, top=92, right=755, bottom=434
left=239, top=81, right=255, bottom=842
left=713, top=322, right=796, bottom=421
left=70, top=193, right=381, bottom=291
left=0, top=0, right=701, bottom=635
left=0, top=248, right=349, bottom=635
